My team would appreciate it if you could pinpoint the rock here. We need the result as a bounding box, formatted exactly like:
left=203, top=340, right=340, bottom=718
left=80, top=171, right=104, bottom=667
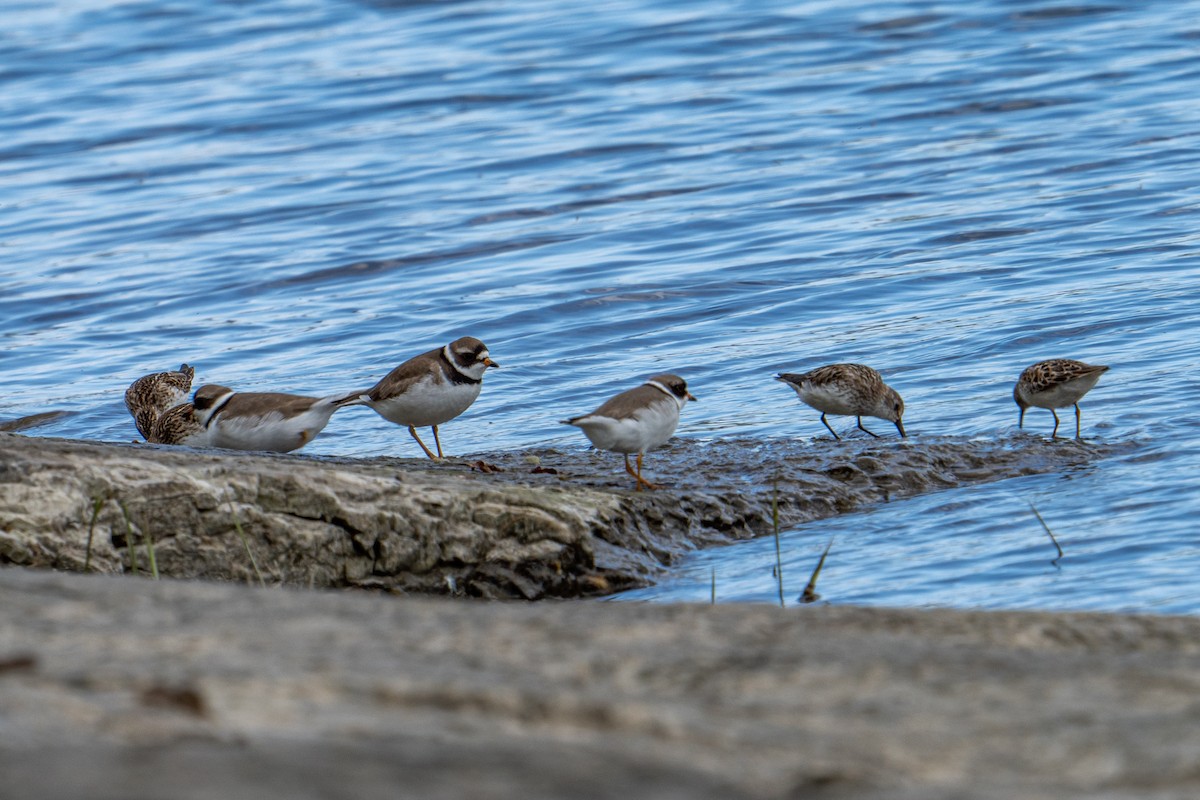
left=0, top=432, right=1121, bottom=598
left=0, top=568, right=1198, bottom=799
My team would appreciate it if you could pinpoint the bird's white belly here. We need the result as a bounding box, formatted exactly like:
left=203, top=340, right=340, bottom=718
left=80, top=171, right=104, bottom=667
left=1026, top=374, right=1103, bottom=409
left=574, top=402, right=679, bottom=454
left=795, top=383, right=860, bottom=416
left=210, top=405, right=336, bottom=453
left=368, top=379, right=482, bottom=427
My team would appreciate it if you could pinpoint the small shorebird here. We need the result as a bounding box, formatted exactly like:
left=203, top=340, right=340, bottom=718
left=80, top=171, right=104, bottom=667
left=124, top=363, right=195, bottom=441
left=336, top=336, right=498, bottom=460
left=562, top=373, right=696, bottom=491
left=147, top=402, right=207, bottom=447
left=776, top=363, right=906, bottom=440
left=1013, top=358, right=1109, bottom=438
left=192, top=384, right=343, bottom=453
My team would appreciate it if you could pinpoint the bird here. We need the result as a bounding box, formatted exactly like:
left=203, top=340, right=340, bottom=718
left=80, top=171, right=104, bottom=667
left=146, top=402, right=207, bottom=447
left=1013, top=358, right=1109, bottom=438
left=336, top=336, right=498, bottom=459
left=191, top=384, right=344, bottom=453
left=776, top=364, right=906, bottom=440
left=124, top=363, right=195, bottom=441
left=562, top=373, right=696, bottom=491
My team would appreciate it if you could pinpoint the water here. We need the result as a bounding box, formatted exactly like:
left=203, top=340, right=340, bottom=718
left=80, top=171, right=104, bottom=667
left=3, top=0, right=1199, bottom=613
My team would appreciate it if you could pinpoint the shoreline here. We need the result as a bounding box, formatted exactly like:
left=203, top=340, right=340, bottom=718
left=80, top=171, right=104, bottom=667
left=1, top=430, right=1116, bottom=598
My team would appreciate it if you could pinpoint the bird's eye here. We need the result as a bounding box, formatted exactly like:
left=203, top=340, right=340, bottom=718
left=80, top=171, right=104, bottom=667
left=894, top=402, right=901, bottom=411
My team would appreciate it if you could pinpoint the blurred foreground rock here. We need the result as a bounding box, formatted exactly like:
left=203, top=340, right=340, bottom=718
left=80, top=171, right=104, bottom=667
left=1, top=568, right=1198, bottom=799
left=0, top=432, right=1118, bottom=598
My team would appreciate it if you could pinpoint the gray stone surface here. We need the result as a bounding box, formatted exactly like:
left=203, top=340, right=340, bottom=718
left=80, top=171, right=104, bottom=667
left=0, top=432, right=1118, bottom=598
left=1, top=568, right=1198, bottom=799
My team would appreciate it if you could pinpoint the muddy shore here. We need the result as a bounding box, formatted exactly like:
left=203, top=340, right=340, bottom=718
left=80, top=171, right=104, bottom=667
left=0, top=431, right=1116, bottom=597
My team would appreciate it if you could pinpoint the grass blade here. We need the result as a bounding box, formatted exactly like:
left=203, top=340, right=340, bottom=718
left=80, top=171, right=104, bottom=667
left=119, top=500, right=139, bottom=576
left=1029, top=502, right=1064, bottom=561
left=84, top=495, right=106, bottom=573
left=800, top=538, right=834, bottom=604
left=226, top=491, right=266, bottom=588
left=772, top=478, right=784, bottom=608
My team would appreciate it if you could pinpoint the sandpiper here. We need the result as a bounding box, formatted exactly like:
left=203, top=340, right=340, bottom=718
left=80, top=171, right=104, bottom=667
left=776, top=364, right=906, bottom=440
left=336, top=336, right=498, bottom=459
left=147, top=402, right=207, bottom=447
left=562, top=373, right=696, bottom=491
left=124, top=363, right=195, bottom=441
left=1014, top=358, right=1109, bottom=438
left=192, top=384, right=343, bottom=453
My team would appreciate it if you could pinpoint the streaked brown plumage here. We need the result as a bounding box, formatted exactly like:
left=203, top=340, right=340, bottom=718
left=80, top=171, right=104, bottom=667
left=1014, top=359, right=1109, bottom=438
left=147, top=402, right=205, bottom=446
left=124, top=364, right=195, bottom=441
left=776, top=363, right=905, bottom=440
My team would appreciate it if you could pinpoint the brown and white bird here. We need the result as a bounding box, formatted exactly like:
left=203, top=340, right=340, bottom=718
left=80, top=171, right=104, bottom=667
left=562, top=373, right=696, bottom=491
left=146, top=402, right=207, bottom=447
left=776, top=363, right=906, bottom=440
left=336, top=336, right=498, bottom=459
left=191, top=384, right=343, bottom=453
left=1013, top=358, right=1109, bottom=438
left=124, top=363, right=195, bottom=441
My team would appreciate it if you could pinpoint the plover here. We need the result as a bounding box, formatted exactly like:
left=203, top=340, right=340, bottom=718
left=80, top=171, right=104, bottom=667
left=562, top=373, right=696, bottom=491
left=776, top=364, right=906, bottom=439
left=147, top=402, right=207, bottom=447
left=192, top=384, right=343, bottom=453
left=1014, top=358, right=1109, bottom=438
left=124, top=363, right=195, bottom=440
left=336, top=336, right=498, bottom=459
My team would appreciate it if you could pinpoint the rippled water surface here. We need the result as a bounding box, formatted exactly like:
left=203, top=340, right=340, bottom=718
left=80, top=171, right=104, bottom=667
left=3, top=0, right=1199, bottom=613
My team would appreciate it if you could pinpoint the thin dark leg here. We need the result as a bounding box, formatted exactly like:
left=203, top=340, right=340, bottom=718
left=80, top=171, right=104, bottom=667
left=820, top=414, right=841, bottom=440
left=432, top=425, right=444, bottom=458
left=856, top=416, right=880, bottom=438
left=1074, top=404, right=1082, bottom=438
left=1050, top=409, right=1061, bottom=439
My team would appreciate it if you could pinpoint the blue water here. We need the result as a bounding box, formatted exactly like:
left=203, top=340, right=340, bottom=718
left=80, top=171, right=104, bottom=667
left=3, top=0, right=1199, bottom=613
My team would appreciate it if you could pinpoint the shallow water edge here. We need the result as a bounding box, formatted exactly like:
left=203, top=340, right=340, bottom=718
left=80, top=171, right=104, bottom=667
left=0, top=431, right=1124, bottom=598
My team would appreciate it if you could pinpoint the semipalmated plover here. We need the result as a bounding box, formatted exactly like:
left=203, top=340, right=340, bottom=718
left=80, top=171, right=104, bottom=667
left=124, top=363, right=195, bottom=440
left=1014, top=358, right=1109, bottom=438
left=192, top=384, right=343, bottom=453
left=147, top=402, right=207, bottom=447
left=336, top=336, right=498, bottom=459
left=776, top=364, right=905, bottom=440
left=562, top=373, right=696, bottom=491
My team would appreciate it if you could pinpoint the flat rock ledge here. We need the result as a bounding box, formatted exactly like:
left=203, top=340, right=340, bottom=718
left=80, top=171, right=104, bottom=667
left=1, top=431, right=1119, bottom=598
left=1, top=568, right=1199, bottom=799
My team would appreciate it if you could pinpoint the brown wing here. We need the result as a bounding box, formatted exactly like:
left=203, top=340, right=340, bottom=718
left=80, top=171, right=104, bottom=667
left=579, top=383, right=671, bottom=422
left=366, top=348, right=443, bottom=401
left=219, top=392, right=320, bottom=420
left=1020, top=359, right=1108, bottom=394
left=803, top=364, right=884, bottom=391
